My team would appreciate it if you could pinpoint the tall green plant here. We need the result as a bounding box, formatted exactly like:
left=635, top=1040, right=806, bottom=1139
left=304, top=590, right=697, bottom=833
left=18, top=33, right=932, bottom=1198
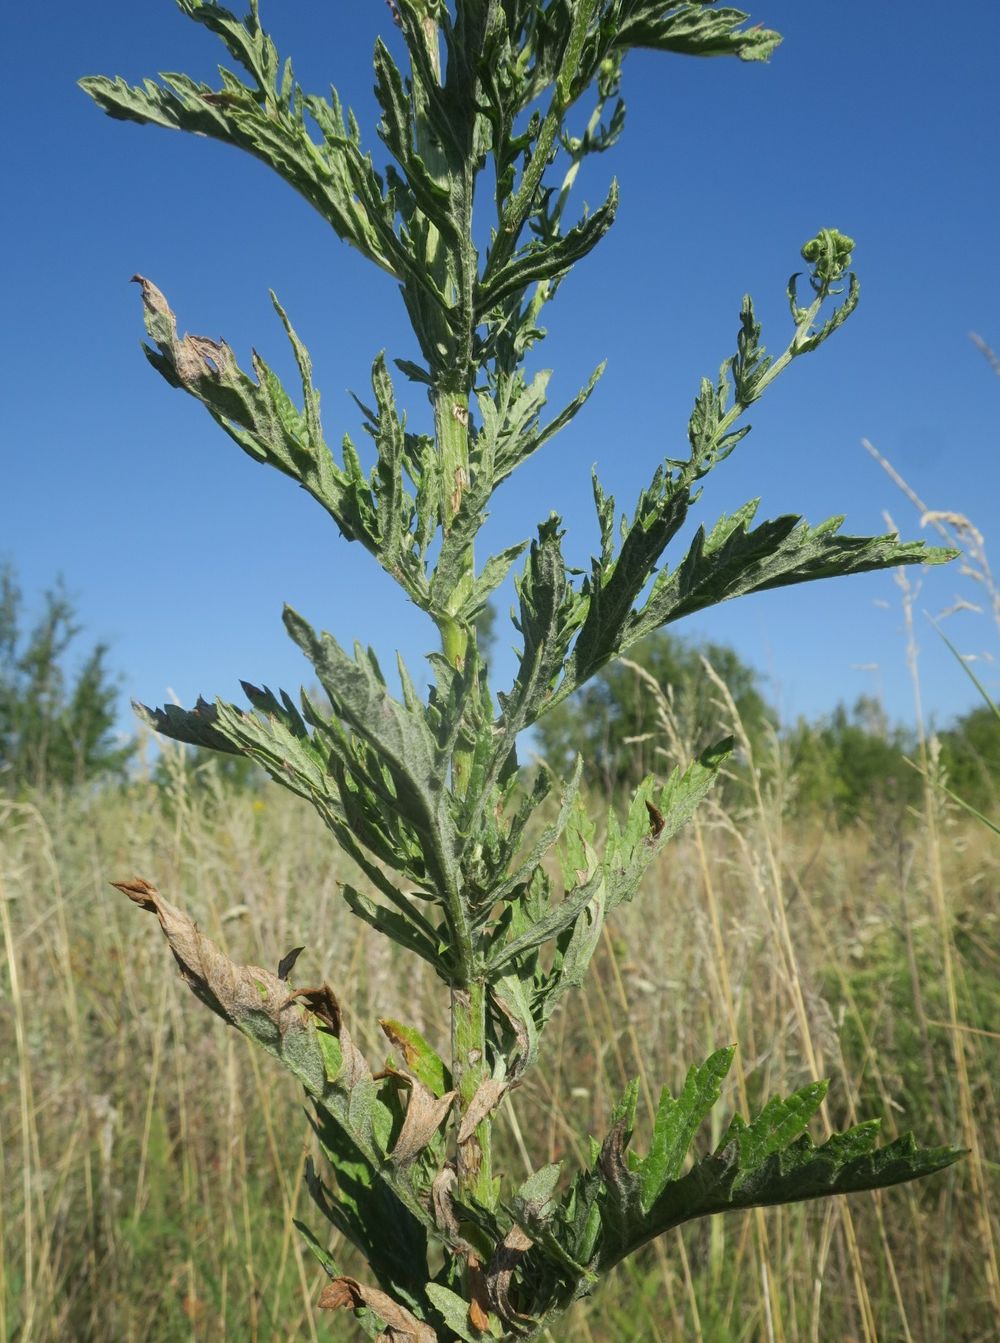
left=83, top=4, right=962, bottom=1337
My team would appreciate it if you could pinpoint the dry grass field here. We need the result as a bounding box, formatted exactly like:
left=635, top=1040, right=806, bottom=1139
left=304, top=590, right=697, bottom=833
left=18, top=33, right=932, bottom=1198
left=2, top=723, right=998, bottom=1343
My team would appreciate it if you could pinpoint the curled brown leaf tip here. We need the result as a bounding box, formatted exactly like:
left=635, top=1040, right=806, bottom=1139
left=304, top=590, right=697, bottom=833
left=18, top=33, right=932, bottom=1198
left=111, top=876, right=160, bottom=911
left=282, top=984, right=342, bottom=1034
left=130, top=274, right=171, bottom=317
left=379, top=1019, right=421, bottom=1072
left=485, top=1226, right=534, bottom=1324
left=430, top=1165, right=464, bottom=1243
left=112, top=880, right=307, bottom=1034
left=317, top=1276, right=436, bottom=1341
left=597, top=1114, right=630, bottom=1186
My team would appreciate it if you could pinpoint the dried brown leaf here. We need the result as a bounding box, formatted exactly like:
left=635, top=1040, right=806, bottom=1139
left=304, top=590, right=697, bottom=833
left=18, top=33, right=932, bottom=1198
left=485, top=1225, right=534, bottom=1323
left=282, top=984, right=342, bottom=1034
left=430, top=1165, right=464, bottom=1242
left=389, top=1078, right=456, bottom=1167
left=598, top=1114, right=630, bottom=1187
left=112, top=878, right=291, bottom=1030
left=317, top=1276, right=437, bottom=1341
left=468, top=1296, right=491, bottom=1334
left=491, top=990, right=532, bottom=1081
left=457, top=1077, right=507, bottom=1145
left=111, top=879, right=371, bottom=1091
left=130, top=275, right=170, bottom=319
left=132, top=275, right=240, bottom=391
left=467, top=1256, right=492, bottom=1334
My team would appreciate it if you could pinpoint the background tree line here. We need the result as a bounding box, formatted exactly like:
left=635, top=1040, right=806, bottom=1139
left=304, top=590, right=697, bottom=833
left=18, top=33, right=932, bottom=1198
left=3, top=566, right=997, bottom=823
left=0, top=563, right=133, bottom=792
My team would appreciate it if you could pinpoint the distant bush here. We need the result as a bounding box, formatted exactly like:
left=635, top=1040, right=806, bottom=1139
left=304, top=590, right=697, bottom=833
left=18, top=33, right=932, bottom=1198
left=534, top=630, right=775, bottom=795
left=783, top=695, right=923, bottom=825
left=540, top=636, right=1000, bottom=831
left=938, top=702, right=1000, bottom=820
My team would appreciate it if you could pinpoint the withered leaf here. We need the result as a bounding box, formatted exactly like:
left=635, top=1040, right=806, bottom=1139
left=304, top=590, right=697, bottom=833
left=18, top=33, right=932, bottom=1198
left=114, top=876, right=159, bottom=912
left=457, top=1077, right=507, bottom=1145
left=430, top=1165, right=464, bottom=1242
left=389, top=1077, right=456, bottom=1167
left=491, top=979, right=538, bottom=1083
left=282, top=983, right=341, bottom=1034
left=317, top=1276, right=437, bottom=1341
left=598, top=1113, right=632, bottom=1190
left=111, top=878, right=294, bottom=1031
left=485, top=1225, right=534, bottom=1324
left=111, top=878, right=372, bottom=1096
left=467, top=1256, right=492, bottom=1334
left=277, top=945, right=305, bottom=981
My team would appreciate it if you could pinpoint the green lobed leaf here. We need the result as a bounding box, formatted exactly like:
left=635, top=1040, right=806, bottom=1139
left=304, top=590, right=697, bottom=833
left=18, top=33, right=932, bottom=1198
left=282, top=608, right=474, bottom=971
left=614, top=4, right=782, bottom=62
left=80, top=53, right=397, bottom=273
left=527, top=1052, right=963, bottom=1305
left=495, top=516, right=584, bottom=753
left=637, top=506, right=956, bottom=640
left=134, top=696, right=241, bottom=755
left=486, top=864, right=604, bottom=976
left=726, top=1079, right=831, bottom=1187
left=604, top=739, right=732, bottom=910
left=592, top=1060, right=964, bottom=1270
left=379, top=1018, right=451, bottom=1099
left=479, top=756, right=583, bottom=905
left=640, top=1046, right=736, bottom=1211
left=342, top=886, right=443, bottom=973
left=476, top=180, right=619, bottom=316
left=129, top=277, right=435, bottom=609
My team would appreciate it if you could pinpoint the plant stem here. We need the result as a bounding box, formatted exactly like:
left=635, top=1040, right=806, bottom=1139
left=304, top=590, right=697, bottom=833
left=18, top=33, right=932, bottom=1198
left=413, top=11, right=487, bottom=1205
left=451, top=979, right=495, bottom=1211
left=435, top=382, right=475, bottom=800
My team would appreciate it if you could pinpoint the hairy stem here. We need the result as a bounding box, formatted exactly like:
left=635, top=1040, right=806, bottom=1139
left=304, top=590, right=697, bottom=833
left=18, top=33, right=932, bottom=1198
left=451, top=980, right=495, bottom=1211
left=435, top=381, right=475, bottom=799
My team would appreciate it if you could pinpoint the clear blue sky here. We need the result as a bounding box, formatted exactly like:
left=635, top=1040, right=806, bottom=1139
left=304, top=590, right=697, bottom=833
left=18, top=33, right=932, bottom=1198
left=5, top=1, right=1000, bottom=740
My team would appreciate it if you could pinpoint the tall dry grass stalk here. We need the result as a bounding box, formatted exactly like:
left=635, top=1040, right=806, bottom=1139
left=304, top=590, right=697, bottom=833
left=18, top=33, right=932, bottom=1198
left=861, top=437, right=1000, bottom=1327
left=2, top=717, right=997, bottom=1340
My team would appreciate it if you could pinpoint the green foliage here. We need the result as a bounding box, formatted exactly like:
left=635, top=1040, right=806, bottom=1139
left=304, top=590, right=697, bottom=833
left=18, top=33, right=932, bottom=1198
left=0, top=563, right=134, bottom=792
left=785, top=695, right=923, bottom=826
left=932, top=631, right=1000, bottom=831
left=939, top=703, right=1000, bottom=822
left=84, top=3, right=961, bottom=1338
left=524, top=1051, right=955, bottom=1292
left=786, top=690, right=1000, bottom=830
left=536, top=629, right=774, bottom=793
